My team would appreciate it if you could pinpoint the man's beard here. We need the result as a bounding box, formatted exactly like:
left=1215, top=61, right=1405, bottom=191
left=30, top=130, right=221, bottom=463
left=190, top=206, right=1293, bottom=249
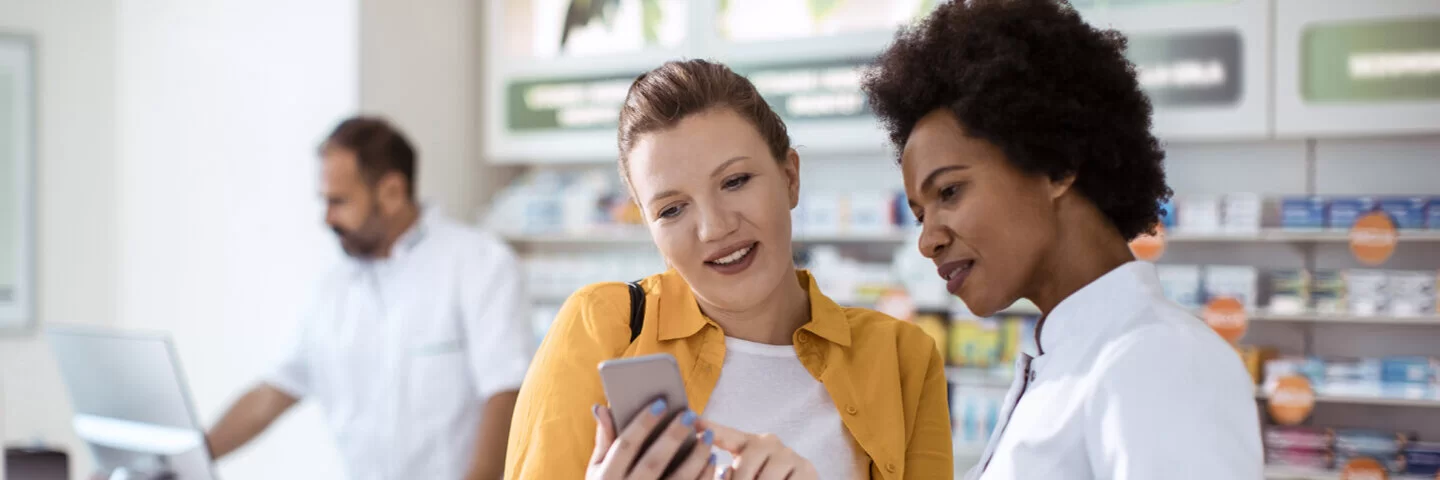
left=335, top=206, right=388, bottom=258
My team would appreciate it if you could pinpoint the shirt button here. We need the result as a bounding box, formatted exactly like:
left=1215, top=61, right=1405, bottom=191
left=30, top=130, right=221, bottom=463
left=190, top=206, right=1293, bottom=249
left=798, top=334, right=808, bottom=344
left=885, top=463, right=897, bottom=473
left=846, top=405, right=858, bottom=415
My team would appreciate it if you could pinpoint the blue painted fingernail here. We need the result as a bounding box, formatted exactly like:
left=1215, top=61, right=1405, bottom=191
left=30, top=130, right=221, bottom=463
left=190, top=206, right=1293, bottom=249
left=681, top=410, right=697, bottom=427
left=702, top=429, right=714, bottom=444
left=708, top=453, right=716, bottom=465
left=649, top=399, right=666, bottom=415
left=591, top=404, right=600, bottom=419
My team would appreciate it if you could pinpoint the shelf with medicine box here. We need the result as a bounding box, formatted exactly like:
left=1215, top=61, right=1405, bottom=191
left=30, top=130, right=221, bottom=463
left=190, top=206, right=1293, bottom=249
left=1265, top=465, right=1433, bottom=480
left=500, top=229, right=912, bottom=246
left=1256, top=388, right=1440, bottom=409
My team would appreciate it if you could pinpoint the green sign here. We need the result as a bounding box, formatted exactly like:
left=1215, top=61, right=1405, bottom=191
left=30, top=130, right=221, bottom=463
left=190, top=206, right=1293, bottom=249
left=1302, top=17, right=1440, bottom=102
left=504, top=58, right=875, bottom=133
left=739, top=58, right=872, bottom=121
left=506, top=73, right=640, bottom=132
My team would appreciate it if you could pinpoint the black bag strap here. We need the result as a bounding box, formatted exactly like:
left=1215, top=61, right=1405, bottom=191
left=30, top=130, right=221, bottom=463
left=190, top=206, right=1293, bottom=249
left=627, top=280, right=646, bottom=343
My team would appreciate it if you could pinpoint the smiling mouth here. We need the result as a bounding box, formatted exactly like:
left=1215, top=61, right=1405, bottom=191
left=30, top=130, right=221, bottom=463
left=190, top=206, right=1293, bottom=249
left=707, top=242, right=757, bottom=265
left=938, top=259, right=976, bottom=295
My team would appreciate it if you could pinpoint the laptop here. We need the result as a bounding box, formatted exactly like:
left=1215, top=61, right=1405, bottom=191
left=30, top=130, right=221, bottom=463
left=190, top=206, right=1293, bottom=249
left=46, top=325, right=220, bottom=480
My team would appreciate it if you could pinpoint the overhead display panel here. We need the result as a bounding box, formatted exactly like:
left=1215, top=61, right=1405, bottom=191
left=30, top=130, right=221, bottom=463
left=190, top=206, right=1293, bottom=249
left=1079, top=0, right=1270, bottom=141
left=1274, top=0, right=1440, bottom=137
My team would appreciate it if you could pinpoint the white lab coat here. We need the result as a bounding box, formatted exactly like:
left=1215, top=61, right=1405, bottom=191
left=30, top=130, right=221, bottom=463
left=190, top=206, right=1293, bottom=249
left=965, top=261, right=1264, bottom=480
left=266, top=210, right=532, bottom=480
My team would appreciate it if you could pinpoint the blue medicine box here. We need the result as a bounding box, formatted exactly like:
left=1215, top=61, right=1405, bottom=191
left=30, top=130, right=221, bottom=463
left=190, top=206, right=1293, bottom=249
left=1280, top=197, right=1326, bottom=230
left=1328, top=197, right=1378, bottom=229
left=1380, top=197, right=1427, bottom=229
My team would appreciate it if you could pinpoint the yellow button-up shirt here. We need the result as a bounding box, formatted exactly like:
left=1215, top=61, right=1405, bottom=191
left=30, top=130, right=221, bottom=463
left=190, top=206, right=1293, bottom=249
left=505, top=269, right=953, bottom=479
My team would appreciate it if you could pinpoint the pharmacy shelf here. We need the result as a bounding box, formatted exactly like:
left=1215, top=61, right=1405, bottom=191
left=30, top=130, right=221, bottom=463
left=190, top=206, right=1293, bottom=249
left=1167, top=229, right=1440, bottom=243
left=1256, top=388, right=1440, bottom=408
left=501, top=228, right=1440, bottom=246
left=1265, top=465, right=1432, bottom=480
left=500, top=229, right=911, bottom=245
left=1250, top=312, right=1440, bottom=326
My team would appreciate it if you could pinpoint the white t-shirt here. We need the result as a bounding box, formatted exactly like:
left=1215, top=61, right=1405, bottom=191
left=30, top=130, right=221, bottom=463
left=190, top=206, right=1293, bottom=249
left=703, top=336, right=869, bottom=479
left=964, top=261, right=1263, bottom=480
left=265, top=210, right=534, bottom=480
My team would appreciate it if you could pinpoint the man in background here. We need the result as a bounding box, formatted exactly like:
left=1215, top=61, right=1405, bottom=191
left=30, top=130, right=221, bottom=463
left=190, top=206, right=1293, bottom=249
left=205, top=117, right=531, bottom=480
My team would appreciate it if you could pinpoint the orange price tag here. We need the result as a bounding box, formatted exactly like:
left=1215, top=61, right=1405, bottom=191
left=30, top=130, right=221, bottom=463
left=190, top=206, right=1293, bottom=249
left=1340, top=457, right=1389, bottom=480
left=1268, top=375, right=1316, bottom=426
left=1349, top=212, right=1398, bottom=266
left=1203, top=296, right=1248, bottom=344
left=1129, top=225, right=1166, bottom=261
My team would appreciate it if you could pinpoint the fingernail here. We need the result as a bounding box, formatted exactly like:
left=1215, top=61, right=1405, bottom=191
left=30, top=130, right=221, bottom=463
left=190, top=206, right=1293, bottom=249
left=708, top=453, right=716, bottom=465
left=649, top=399, right=667, bottom=415
left=702, top=429, right=713, bottom=444
left=591, top=404, right=600, bottom=419
left=681, top=410, right=697, bottom=427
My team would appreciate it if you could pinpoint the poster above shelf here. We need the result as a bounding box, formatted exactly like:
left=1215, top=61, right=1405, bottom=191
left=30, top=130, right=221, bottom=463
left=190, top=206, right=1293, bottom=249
left=485, top=0, right=1315, bottom=164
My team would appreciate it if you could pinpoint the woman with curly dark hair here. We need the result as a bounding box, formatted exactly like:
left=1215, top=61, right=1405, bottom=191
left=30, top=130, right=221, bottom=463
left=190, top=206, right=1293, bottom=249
left=862, top=1, right=1263, bottom=479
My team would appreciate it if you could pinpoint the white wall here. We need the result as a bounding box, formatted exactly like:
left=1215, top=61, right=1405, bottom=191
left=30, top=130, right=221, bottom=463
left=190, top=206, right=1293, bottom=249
left=0, top=1, right=118, bottom=478
left=359, top=0, right=518, bottom=221
left=114, top=1, right=356, bottom=478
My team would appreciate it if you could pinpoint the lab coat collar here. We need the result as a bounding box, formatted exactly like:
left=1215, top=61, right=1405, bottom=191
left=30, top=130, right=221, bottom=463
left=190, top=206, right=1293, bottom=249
left=1036, top=261, right=1159, bottom=357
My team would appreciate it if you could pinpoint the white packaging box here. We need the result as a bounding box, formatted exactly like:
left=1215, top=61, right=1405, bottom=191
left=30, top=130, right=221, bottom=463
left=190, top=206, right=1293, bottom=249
left=1222, top=193, right=1263, bottom=234
left=802, top=193, right=843, bottom=236
left=1177, top=195, right=1223, bottom=234
left=1204, top=265, right=1259, bottom=310
left=846, top=192, right=894, bottom=234
left=1157, top=264, right=1204, bottom=310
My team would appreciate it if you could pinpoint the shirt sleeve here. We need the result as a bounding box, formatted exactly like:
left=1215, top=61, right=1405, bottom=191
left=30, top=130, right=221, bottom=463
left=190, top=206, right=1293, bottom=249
left=505, top=284, right=631, bottom=480
left=460, top=237, right=535, bottom=401
left=1083, top=325, right=1265, bottom=480
left=263, top=292, right=320, bottom=399
left=905, top=330, right=955, bottom=479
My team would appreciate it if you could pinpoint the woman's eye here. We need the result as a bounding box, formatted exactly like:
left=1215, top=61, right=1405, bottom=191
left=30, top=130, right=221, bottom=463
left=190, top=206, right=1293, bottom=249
left=939, top=184, right=961, bottom=201
left=658, top=204, right=684, bottom=219
left=914, top=214, right=925, bottom=226
left=722, top=173, right=752, bottom=191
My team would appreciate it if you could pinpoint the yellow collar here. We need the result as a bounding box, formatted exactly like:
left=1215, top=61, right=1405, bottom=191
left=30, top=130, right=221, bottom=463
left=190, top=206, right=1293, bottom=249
left=651, top=269, right=852, bottom=347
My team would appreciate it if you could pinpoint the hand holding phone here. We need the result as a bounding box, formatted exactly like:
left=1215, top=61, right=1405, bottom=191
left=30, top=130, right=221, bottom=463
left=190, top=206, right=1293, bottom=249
left=590, top=353, right=715, bottom=480
left=587, top=401, right=716, bottom=480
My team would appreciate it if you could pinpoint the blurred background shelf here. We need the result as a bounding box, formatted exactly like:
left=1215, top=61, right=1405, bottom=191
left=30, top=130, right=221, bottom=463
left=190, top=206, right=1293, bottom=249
left=501, top=228, right=1440, bottom=246
left=1249, top=312, right=1440, bottom=326
left=1265, top=465, right=1433, bottom=480
left=1256, top=388, right=1440, bottom=408
left=500, top=229, right=911, bottom=245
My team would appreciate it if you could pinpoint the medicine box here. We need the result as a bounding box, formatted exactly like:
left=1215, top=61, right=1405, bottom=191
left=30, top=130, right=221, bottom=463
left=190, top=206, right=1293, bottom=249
left=1280, top=196, right=1326, bottom=230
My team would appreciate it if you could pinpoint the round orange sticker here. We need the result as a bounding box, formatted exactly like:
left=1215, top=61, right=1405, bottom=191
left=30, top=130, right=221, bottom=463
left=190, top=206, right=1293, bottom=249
left=1340, top=457, right=1388, bottom=480
left=1129, top=225, right=1166, bottom=261
left=1349, top=212, right=1398, bottom=266
left=1268, top=375, right=1316, bottom=426
left=1203, top=296, right=1248, bottom=344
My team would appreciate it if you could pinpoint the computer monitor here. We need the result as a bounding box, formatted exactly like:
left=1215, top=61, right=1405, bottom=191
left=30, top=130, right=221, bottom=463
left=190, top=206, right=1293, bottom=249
left=46, top=325, right=219, bottom=480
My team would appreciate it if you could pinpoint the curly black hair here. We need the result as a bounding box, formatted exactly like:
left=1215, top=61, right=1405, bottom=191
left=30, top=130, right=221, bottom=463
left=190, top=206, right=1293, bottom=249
left=862, top=0, right=1171, bottom=240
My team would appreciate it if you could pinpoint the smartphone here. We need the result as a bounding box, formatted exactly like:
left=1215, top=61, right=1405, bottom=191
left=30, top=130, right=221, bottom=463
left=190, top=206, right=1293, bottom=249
left=598, top=353, right=697, bottom=476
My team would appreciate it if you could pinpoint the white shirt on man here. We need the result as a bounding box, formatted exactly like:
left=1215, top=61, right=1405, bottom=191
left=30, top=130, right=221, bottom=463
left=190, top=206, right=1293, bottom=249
left=703, top=336, right=870, bottom=479
left=965, top=261, right=1263, bottom=480
left=266, top=210, right=533, bottom=480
